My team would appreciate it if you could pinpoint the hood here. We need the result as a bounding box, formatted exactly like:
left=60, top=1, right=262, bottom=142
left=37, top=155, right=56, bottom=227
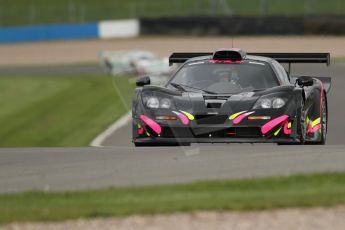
left=172, top=85, right=294, bottom=115
left=141, top=84, right=294, bottom=115
left=173, top=92, right=257, bottom=115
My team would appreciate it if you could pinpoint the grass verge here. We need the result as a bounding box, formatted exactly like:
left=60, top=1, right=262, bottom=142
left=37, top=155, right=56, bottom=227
left=0, top=75, right=134, bottom=147
left=1, top=172, right=345, bottom=225
left=2, top=0, right=345, bottom=26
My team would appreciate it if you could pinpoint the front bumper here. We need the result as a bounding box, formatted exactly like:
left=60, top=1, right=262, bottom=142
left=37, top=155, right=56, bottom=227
left=133, top=114, right=300, bottom=144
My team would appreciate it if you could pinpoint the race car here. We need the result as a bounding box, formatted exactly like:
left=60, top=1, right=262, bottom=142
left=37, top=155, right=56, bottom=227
left=99, top=50, right=171, bottom=76
left=132, top=48, right=331, bottom=146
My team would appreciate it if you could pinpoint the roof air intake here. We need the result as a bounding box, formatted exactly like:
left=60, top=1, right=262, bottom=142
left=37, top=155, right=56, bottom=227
left=213, top=48, right=246, bottom=61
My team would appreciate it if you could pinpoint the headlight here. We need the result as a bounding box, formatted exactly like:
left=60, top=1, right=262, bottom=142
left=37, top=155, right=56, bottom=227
left=146, top=97, right=159, bottom=108
left=272, top=98, right=285, bottom=109
left=145, top=96, right=172, bottom=109
left=160, top=98, right=171, bottom=109
left=260, top=98, right=272, bottom=109
left=254, top=97, right=286, bottom=109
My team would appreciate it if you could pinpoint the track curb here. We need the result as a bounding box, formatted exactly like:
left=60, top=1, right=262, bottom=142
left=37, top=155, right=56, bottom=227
left=90, top=111, right=131, bottom=147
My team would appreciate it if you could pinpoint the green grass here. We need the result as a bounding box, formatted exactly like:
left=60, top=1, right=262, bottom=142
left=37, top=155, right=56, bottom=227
left=1, top=0, right=345, bottom=26
left=0, top=75, right=134, bottom=147
left=1, top=172, right=345, bottom=225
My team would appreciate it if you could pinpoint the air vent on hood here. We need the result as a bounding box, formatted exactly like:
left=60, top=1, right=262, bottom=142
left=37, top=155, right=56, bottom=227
left=205, top=99, right=226, bottom=109
left=203, top=95, right=230, bottom=100
left=207, top=102, right=222, bottom=109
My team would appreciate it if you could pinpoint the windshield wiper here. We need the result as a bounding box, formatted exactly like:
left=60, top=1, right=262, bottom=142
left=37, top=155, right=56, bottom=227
left=170, top=82, right=187, bottom=92
left=180, top=84, right=217, bottom=94
left=170, top=82, right=216, bottom=94
left=251, top=88, right=266, bottom=92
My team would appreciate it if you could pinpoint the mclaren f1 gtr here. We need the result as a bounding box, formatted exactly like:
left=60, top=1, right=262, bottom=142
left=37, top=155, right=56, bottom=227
left=132, top=48, right=331, bottom=146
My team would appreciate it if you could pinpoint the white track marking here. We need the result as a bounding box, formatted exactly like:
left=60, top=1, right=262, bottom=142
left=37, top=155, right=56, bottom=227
left=90, top=112, right=131, bottom=147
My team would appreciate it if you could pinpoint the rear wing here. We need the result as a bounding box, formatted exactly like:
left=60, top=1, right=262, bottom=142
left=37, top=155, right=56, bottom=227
left=169, top=53, right=211, bottom=65
left=169, top=52, right=330, bottom=66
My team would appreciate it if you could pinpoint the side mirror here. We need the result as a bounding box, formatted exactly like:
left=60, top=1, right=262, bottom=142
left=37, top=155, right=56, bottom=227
left=296, top=76, right=314, bottom=87
left=136, top=76, right=150, bottom=87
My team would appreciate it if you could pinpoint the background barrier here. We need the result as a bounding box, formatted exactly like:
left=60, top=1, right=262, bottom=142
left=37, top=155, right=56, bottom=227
left=99, top=19, right=140, bottom=39
left=140, top=16, right=345, bottom=36
left=0, top=23, right=98, bottom=43
left=1, top=16, right=345, bottom=43
left=0, top=19, right=139, bottom=43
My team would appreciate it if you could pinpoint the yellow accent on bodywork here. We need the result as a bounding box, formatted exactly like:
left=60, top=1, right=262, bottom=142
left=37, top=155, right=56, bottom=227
left=180, top=111, right=195, bottom=120
left=229, top=111, right=247, bottom=120
left=288, top=122, right=292, bottom=129
left=274, top=127, right=282, bottom=136
left=311, top=118, right=320, bottom=127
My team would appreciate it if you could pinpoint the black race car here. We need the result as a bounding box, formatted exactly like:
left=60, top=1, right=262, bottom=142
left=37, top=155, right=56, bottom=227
left=132, top=48, right=331, bottom=146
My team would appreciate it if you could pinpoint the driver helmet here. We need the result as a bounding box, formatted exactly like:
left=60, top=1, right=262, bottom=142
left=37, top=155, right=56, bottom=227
left=214, top=69, right=231, bottom=82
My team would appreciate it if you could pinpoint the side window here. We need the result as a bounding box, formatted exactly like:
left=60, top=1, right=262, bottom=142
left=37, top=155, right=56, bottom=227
left=271, top=60, right=290, bottom=85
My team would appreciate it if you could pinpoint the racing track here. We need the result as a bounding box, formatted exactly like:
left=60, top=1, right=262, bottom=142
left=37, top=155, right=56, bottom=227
left=0, top=64, right=345, bottom=193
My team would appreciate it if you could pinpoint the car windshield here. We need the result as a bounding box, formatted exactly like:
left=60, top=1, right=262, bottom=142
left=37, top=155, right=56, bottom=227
left=168, top=60, right=279, bottom=94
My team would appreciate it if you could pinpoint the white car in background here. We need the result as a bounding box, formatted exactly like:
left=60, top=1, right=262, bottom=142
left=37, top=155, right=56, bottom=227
left=99, top=50, right=172, bottom=77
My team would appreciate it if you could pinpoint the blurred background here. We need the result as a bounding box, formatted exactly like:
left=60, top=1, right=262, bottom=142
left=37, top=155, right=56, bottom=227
left=1, top=0, right=345, bottom=26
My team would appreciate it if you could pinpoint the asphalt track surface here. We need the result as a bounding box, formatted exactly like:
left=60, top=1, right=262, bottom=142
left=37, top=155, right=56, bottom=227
left=0, top=63, right=345, bottom=193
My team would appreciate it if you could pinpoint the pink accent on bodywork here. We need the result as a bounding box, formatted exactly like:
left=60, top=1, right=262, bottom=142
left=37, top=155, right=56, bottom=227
left=308, top=123, right=321, bottom=133
left=283, top=122, right=292, bottom=135
left=233, top=111, right=254, bottom=124
left=138, top=127, right=144, bottom=135
left=140, top=115, right=162, bottom=135
left=261, top=115, right=289, bottom=134
left=173, top=111, right=189, bottom=125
